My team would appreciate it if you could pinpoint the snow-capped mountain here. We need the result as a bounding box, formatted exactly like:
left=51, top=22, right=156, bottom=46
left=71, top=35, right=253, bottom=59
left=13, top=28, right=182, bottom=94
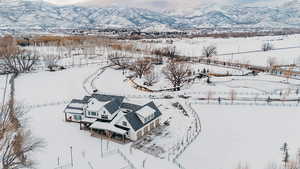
left=0, top=0, right=183, bottom=30
left=1, top=0, right=300, bottom=31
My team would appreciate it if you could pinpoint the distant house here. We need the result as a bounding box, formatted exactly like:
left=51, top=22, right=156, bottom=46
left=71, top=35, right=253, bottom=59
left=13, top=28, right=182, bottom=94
left=64, top=94, right=162, bottom=142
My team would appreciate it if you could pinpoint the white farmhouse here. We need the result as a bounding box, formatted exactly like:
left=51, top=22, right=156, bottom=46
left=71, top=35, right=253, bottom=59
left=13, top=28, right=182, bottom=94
left=64, top=94, right=162, bottom=142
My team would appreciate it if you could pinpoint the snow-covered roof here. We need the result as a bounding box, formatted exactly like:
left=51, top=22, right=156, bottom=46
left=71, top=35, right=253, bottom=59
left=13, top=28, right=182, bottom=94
left=125, top=102, right=162, bottom=131
left=64, top=108, right=83, bottom=115
left=69, top=102, right=85, bottom=109
left=90, top=121, right=127, bottom=135
left=86, top=98, right=109, bottom=112
left=136, top=106, right=156, bottom=119
left=85, top=95, right=125, bottom=114
left=64, top=99, right=85, bottom=114
left=81, top=117, right=97, bottom=123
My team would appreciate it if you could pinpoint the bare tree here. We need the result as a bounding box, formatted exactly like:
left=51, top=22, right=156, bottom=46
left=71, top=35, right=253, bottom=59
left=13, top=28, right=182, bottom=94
left=0, top=35, right=17, bottom=49
left=130, top=58, right=152, bottom=78
left=202, top=45, right=217, bottom=58
left=162, top=61, right=191, bottom=91
left=108, top=52, right=130, bottom=70
left=0, top=103, right=44, bottom=169
left=281, top=142, right=290, bottom=169
left=144, top=70, right=159, bottom=86
left=151, top=46, right=176, bottom=58
left=43, top=54, right=59, bottom=71
left=0, top=47, right=39, bottom=74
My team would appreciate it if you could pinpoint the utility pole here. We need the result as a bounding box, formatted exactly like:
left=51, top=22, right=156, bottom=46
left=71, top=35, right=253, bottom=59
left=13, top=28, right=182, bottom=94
left=57, top=157, right=60, bottom=167
left=101, top=137, right=103, bottom=158
left=70, top=146, right=73, bottom=167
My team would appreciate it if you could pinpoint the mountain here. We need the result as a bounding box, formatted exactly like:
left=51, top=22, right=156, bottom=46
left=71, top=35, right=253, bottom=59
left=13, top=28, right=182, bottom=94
left=1, top=0, right=300, bottom=31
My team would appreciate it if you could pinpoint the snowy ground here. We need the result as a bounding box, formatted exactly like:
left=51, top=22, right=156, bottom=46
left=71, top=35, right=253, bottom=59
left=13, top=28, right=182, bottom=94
left=27, top=105, right=179, bottom=169
left=139, top=34, right=300, bottom=67
left=14, top=65, right=183, bottom=169
left=15, top=65, right=100, bottom=105
left=180, top=104, right=300, bottom=169
left=5, top=34, right=300, bottom=169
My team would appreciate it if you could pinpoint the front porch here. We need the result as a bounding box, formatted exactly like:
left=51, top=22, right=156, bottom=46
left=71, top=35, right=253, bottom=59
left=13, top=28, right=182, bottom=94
left=89, top=121, right=130, bottom=144
left=90, top=129, right=130, bottom=144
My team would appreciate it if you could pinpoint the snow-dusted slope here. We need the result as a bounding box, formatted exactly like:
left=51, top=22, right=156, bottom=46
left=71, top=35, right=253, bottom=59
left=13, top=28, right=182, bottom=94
left=0, top=0, right=181, bottom=30
left=2, top=0, right=300, bottom=30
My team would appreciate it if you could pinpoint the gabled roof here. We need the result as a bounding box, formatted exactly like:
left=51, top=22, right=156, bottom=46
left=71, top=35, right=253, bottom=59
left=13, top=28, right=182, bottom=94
left=104, top=97, right=124, bottom=114
left=136, top=106, right=156, bottom=119
left=120, top=102, right=142, bottom=112
left=86, top=98, right=109, bottom=113
left=124, top=102, right=162, bottom=131
left=85, top=94, right=125, bottom=114
left=91, top=94, right=125, bottom=103
left=65, top=99, right=86, bottom=115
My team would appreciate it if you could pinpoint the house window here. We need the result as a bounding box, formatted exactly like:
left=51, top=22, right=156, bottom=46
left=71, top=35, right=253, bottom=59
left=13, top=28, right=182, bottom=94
left=137, top=131, right=142, bottom=139
left=122, top=121, right=127, bottom=126
left=101, top=115, right=108, bottom=119
left=144, top=126, right=149, bottom=134
left=73, top=115, right=82, bottom=121
left=90, top=112, right=97, bottom=116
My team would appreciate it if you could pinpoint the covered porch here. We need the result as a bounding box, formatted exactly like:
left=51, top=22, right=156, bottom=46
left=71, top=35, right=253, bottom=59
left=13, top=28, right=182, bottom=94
left=90, top=121, right=130, bottom=144
left=80, top=118, right=97, bottom=130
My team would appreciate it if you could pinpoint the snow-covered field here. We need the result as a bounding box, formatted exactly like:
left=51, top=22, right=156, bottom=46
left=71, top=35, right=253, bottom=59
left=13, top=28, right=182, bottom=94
left=180, top=104, right=300, bottom=169
left=15, top=65, right=100, bottom=105
left=13, top=65, right=183, bottom=169
left=28, top=105, right=179, bottom=169
left=141, top=34, right=300, bottom=67
left=3, top=34, right=300, bottom=169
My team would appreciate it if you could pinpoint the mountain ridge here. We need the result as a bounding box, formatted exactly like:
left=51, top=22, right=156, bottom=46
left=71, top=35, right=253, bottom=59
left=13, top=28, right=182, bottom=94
left=1, top=0, right=300, bottom=31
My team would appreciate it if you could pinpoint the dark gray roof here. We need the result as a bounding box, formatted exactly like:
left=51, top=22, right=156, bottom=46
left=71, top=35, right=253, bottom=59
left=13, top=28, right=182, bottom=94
left=124, top=102, right=162, bottom=131
left=120, top=102, right=142, bottom=112
left=65, top=99, right=85, bottom=114
left=66, top=99, right=86, bottom=111
left=104, top=97, right=124, bottom=114
left=91, top=94, right=125, bottom=103
left=70, top=99, right=88, bottom=104
left=65, top=94, right=125, bottom=115
left=86, top=94, right=125, bottom=114
left=83, top=96, right=92, bottom=102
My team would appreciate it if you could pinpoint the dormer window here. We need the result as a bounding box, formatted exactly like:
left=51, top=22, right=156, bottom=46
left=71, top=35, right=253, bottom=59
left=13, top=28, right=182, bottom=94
left=122, top=121, right=127, bottom=126
left=136, top=106, right=156, bottom=124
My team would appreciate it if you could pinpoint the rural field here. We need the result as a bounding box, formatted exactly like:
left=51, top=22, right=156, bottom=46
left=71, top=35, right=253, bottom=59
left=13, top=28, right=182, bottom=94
left=1, top=32, right=300, bottom=169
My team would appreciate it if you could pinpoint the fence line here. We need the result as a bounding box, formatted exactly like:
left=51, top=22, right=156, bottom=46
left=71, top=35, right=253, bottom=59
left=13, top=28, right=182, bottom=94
left=167, top=102, right=202, bottom=169
left=190, top=100, right=300, bottom=107
left=116, top=149, right=137, bottom=169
